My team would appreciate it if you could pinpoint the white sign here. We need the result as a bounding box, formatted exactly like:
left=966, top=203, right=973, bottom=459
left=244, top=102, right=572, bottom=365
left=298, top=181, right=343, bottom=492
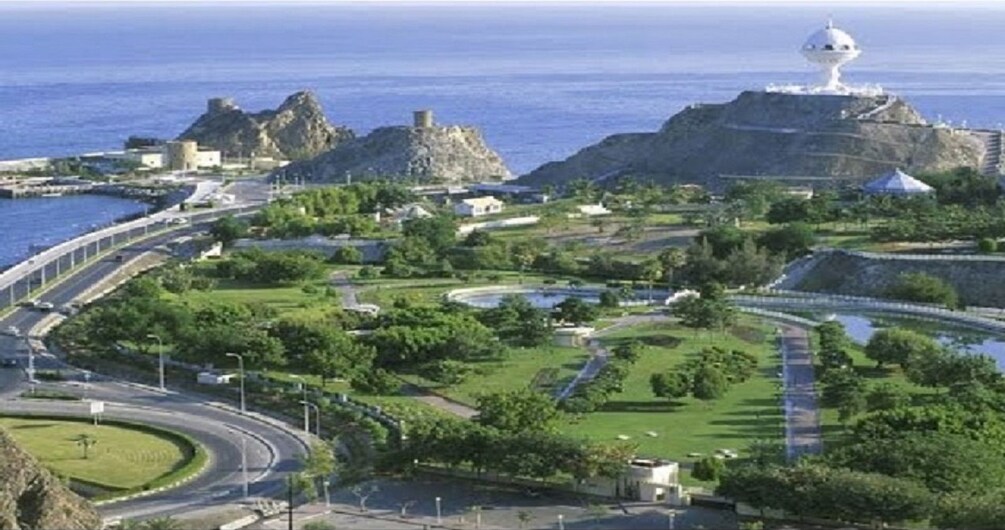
left=89, top=401, right=105, bottom=415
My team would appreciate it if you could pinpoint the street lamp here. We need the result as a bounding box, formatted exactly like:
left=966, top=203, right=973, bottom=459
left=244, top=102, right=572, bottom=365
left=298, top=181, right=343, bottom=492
left=435, top=496, right=442, bottom=525
left=558, top=514, right=565, bottom=530
left=667, top=509, right=676, bottom=530
left=300, top=400, right=321, bottom=437
left=323, top=479, right=330, bottom=509
left=146, top=333, right=165, bottom=391
left=290, top=375, right=309, bottom=433
left=226, top=352, right=246, bottom=413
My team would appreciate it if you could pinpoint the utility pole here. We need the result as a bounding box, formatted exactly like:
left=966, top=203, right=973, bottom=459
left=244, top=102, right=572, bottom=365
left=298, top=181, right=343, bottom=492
left=287, top=475, right=294, bottom=530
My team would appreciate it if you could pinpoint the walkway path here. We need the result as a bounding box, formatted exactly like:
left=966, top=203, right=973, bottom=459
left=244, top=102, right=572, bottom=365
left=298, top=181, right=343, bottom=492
left=555, top=312, right=670, bottom=401
left=778, top=324, right=822, bottom=461
left=331, top=271, right=360, bottom=309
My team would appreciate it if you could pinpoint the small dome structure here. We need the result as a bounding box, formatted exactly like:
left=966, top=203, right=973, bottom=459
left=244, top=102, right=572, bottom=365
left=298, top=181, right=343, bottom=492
left=801, top=20, right=862, bottom=92
left=862, top=168, right=935, bottom=196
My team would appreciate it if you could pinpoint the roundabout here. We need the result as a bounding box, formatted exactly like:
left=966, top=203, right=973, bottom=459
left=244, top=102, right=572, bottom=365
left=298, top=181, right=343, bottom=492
left=0, top=414, right=205, bottom=500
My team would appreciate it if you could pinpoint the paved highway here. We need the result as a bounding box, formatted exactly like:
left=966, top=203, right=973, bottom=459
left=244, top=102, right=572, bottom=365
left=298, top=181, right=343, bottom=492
left=0, top=212, right=309, bottom=521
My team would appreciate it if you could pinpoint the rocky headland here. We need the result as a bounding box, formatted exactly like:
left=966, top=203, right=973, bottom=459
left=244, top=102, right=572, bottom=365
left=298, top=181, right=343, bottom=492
left=0, top=428, right=102, bottom=530
left=275, top=111, right=512, bottom=183
left=177, top=91, right=354, bottom=160
left=520, top=91, right=988, bottom=188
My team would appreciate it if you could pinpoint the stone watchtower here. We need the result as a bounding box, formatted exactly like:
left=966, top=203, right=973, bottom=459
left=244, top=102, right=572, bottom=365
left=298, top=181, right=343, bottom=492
left=207, top=97, right=238, bottom=115
left=413, top=109, right=434, bottom=128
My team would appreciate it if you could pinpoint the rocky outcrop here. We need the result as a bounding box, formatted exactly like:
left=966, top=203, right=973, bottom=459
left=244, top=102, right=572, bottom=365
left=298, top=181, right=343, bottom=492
left=521, top=91, right=986, bottom=188
left=0, top=428, right=102, bottom=530
left=276, top=122, right=512, bottom=183
left=795, top=250, right=1005, bottom=307
left=177, top=91, right=354, bottom=160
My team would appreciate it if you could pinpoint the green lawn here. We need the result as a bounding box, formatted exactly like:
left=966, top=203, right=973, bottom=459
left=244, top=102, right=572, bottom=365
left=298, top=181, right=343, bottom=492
left=409, top=344, right=590, bottom=406
left=0, top=416, right=193, bottom=491
left=562, top=318, right=784, bottom=480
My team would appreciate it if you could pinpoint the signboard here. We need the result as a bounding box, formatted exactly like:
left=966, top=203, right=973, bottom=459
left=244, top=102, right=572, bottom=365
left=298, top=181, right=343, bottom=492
left=89, top=401, right=104, bottom=415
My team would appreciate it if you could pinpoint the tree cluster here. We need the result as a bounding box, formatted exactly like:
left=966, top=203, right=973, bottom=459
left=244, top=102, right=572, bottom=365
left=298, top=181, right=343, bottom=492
left=650, top=346, right=757, bottom=403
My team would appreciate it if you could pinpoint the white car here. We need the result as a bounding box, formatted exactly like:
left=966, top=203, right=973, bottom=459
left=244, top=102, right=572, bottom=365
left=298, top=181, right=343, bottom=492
left=36, top=302, right=54, bottom=312
left=4, top=326, right=19, bottom=337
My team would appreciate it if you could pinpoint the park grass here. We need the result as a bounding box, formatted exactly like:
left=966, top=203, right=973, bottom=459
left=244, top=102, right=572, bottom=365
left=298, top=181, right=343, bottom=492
left=0, top=416, right=191, bottom=491
left=406, top=344, right=590, bottom=406
left=560, top=318, right=783, bottom=485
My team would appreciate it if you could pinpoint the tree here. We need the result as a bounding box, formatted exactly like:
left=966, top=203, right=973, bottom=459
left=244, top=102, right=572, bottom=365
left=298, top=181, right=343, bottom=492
left=73, top=433, right=97, bottom=460
left=828, top=431, right=1005, bottom=495
left=351, top=368, right=400, bottom=395
left=598, top=290, right=620, bottom=308
left=650, top=371, right=690, bottom=404
left=692, top=456, right=726, bottom=482
left=299, top=440, right=337, bottom=500
left=934, top=492, right=1005, bottom=529
left=612, top=341, right=641, bottom=363
left=476, top=389, right=560, bottom=433
left=210, top=215, right=247, bottom=247
left=553, top=297, right=598, bottom=326
left=886, top=272, right=960, bottom=309
left=672, top=284, right=737, bottom=334
left=463, top=229, right=493, bottom=247
left=480, top=294, right=552, bottom=347
left=696, top=225, right=747, bottom=258
left=402, top=215, right=457, bottom=255
left=866, top=382, right=911, bottom=412
left=766, top=197, right=811, bottom=224
left=756, top=222, right=816, bottom=259
left=638, top=257, right=662, bottom=302
left=140, top=517, right=183, bottom=530
left=657, top=247, right=687, bottom=286
left=692, top=365, right=729, bottom=400
left=332, top=245, right=363, bottom=264
left=864, top=328, right=940, bottom=368
left=978, top=237, right=998, bottom=253
left=517, top=510, right=534, bottom=529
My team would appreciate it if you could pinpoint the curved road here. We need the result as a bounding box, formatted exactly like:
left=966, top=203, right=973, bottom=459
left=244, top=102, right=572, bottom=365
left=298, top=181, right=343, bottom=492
left=0, top=217, right=308, bottom=521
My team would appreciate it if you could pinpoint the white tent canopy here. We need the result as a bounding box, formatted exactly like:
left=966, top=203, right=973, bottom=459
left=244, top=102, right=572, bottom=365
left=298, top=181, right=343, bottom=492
left=862, top=168, right=934, bottom=196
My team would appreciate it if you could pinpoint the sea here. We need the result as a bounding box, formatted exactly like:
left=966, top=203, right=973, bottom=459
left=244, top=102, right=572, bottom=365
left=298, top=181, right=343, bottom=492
left=1, top=1, right=1005, bottom=266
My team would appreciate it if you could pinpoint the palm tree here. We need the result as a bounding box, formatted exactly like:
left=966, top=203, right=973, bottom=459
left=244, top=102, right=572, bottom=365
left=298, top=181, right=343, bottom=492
left=72, top=434, right=97, bottom=460
left=141, top=517, right=183, bottom=530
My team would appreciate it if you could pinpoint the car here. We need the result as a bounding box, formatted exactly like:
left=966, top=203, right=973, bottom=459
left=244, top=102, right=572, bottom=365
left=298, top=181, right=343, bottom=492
left=36, top=302, right=54, bottom=312
left=0, top=358, right=17, bottom=368
left=170, top=217, right=189, bottom=225
left=4, top=326, right=19, bottom=337
left=59, top=303, right=80, bottom=316
left=114, top=254, right=125, bottom=262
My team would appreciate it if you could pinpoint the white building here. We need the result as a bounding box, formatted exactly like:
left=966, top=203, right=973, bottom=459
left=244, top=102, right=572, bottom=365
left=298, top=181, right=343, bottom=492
left=196, top=149, right=222, bottom=168
left=577, top=458, right=684, bottom=504
left=454, top=196, right=504, bottom=217
left=109, top=148, right=164, bottom=169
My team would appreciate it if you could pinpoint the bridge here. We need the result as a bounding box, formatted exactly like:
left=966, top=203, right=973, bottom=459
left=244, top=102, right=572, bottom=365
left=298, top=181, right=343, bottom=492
left=0, top=201, right=259, bottom=313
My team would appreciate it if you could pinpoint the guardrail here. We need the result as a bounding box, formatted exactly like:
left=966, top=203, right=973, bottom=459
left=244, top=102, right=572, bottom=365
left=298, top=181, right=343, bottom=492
left=0, top=203, right=261, bottom=311
left=732, top=292, right=1005, bottom=333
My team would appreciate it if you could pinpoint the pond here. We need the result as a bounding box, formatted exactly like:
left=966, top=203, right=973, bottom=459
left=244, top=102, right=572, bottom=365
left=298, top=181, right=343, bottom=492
left=452, top=287, right=669, bottom=309
left=822, top=313, right=1005, bottom=369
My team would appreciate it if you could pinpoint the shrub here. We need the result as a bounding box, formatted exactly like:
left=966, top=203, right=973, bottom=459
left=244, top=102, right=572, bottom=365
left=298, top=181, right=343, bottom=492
left=978, top=238, right=998, bottom=253
left=692, top=456, right=726, bottom=482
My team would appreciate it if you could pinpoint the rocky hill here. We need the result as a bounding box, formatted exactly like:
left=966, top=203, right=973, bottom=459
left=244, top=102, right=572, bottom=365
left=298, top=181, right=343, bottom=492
left=275, top=121, right=512, bottom=183
left=0, top=428, right=102, bottom=530
left=177, top=91, right=354, bottom=160
left=521, top=91, right=986, bottom=188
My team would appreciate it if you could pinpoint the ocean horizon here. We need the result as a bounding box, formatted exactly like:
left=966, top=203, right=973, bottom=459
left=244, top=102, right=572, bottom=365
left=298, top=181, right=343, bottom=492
left=1, top=2, right=1004, bottom=175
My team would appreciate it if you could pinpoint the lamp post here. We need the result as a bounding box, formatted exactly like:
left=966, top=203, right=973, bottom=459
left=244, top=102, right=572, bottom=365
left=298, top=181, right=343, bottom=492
left=558, top=514, right=565, bottom=530
left=291, top=375, right=309, bottom=434
left=226, top=352, right=246, bottom=413
left=147, top=333, right=165, bottom=391
left=435, top=496, right=442, bottom=525
left=667, top=509, right=676, bottom=530
left=300, top=400, right=321, bottom=437
left=323, top=479, right=330, bottom=509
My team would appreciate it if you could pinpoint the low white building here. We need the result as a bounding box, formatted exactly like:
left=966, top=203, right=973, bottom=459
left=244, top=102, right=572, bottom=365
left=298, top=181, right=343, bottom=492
left=454, top=196, right=504, bottom=217
left=197, top=372, right=236, bottom=385
left=577, top=458, right=684, bottom=504
left=109, top=148, right=164, bottom=169
left=577, top=204, right=612, bottom=216
left=197, top=149, right=222, bottom=168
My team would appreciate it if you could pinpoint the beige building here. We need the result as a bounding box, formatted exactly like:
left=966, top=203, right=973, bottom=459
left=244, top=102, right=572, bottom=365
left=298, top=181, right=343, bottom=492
left=454, top=196, right=503, bottom=217
left=577, top=458, right=685, bottom=504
